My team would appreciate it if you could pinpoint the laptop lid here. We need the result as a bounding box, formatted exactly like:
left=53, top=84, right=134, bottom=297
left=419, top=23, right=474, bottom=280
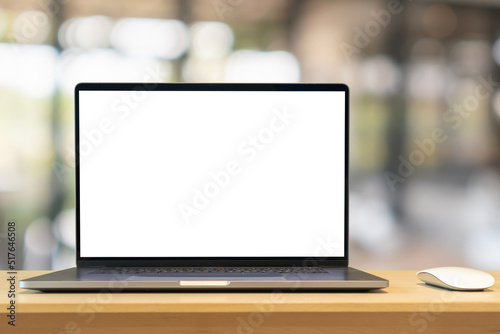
left=75, top=83, right=349, bottom=268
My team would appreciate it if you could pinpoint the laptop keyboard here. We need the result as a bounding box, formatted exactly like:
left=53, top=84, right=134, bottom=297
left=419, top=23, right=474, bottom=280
left=91, top=267, right=329, bottom=275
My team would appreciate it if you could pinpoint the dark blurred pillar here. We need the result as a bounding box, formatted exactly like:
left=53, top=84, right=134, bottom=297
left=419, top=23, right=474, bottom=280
left=43, top=0, right=65, bottom=270
left=382, top=3, right=408, bottom=222
left=174, top=0, right=192, bottom=81
left=284, top=0, right=303, bottom=50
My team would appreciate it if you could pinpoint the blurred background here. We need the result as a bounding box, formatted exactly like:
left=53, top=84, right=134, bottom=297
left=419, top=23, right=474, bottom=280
left=1, top=0, right=500, bottom=270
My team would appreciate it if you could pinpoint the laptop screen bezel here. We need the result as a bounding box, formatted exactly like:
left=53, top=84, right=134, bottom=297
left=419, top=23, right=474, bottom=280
left=75, top=82, right=349, bottom=267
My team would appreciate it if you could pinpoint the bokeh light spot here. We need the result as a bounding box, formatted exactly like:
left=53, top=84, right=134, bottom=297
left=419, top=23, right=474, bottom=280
left=422, top=4, right=457, bottom=39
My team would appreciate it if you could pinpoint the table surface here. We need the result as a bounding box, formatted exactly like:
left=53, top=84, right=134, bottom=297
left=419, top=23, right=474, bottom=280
left=2, top=270, right=499, bottom=334
left=1, top=270, right=499, bottom=314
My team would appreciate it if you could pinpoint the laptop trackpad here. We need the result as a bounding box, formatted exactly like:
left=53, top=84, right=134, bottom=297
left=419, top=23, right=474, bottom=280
left=125, top=274, right=286, bottom=281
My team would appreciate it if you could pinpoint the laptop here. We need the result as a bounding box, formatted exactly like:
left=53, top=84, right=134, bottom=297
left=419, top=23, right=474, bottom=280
left=20, top=83, right=388, bottom=291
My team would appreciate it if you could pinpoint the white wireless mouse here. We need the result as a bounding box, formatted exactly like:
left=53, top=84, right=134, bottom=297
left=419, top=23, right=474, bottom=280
left=417, top=267, right=495, bottom=291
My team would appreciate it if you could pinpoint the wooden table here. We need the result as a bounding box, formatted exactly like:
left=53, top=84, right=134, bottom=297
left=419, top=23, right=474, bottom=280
left=1, top=270, right=499, bottom=333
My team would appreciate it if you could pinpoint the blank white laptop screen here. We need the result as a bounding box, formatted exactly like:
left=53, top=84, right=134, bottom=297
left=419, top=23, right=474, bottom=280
left=78, top=90, right=345, bottom=257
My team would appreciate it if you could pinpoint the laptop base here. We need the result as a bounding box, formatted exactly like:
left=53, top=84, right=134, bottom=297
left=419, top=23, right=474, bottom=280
left=20, top=267, right=388, bottom=292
